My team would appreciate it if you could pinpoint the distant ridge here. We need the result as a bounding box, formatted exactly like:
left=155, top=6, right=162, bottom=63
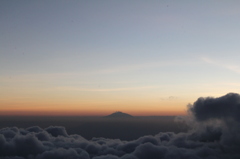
left=105, top=111, right=133, bottom=118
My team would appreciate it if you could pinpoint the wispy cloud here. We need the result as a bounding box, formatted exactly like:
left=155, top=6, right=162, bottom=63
left=55, top=86, right=159, bottom=92
left=160, top=96, right=178, bottom=101
left=1, top=59, right=195, bottom=83
left=201, top=57, right=240, bottom=74
left=95, top=60, right=182, bottom=74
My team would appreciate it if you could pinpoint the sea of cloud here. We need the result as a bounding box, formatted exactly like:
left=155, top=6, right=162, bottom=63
left=1, top=93, right=240, bottom=159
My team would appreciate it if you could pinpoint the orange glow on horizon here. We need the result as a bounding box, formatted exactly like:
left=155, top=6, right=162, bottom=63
left=0, top=106, right=187, bottom=116
left=0, top=96, right=189, bottom=116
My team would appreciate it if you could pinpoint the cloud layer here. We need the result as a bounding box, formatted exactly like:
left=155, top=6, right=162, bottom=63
left=1, top=93, right=240, bottom=159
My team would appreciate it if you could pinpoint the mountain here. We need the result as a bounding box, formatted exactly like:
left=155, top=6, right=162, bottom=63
left=105, top=111, right=133, bottom=118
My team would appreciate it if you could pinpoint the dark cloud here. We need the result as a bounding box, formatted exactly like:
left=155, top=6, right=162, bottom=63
left=189, top=93, right=240, bottom=122
left=1, top=93, right=240, bottom=159
left=35, top=148, right=90, bottom=159
left=188, top=93, right=240, bottom=154
left=45, top=126, right=68, bottom=137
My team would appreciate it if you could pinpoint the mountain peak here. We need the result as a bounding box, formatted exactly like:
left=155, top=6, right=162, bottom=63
left=105, top=111, right=133, bottom=118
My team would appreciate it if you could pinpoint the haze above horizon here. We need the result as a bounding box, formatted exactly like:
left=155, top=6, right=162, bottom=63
left=1, top=1, right=240, bottom=116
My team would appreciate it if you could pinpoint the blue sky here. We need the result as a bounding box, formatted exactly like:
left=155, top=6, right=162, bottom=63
left=1, top=0, right=240, bottom=115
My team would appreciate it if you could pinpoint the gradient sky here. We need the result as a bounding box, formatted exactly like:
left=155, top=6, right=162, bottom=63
left=1, top=0, right=240, bottom=116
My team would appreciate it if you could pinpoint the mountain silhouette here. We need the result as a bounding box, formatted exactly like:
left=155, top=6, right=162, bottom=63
left=105, top=111, right=133, bottom=118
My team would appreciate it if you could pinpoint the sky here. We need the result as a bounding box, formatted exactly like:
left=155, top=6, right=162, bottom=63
left=1, top=0, right=240, bottom=116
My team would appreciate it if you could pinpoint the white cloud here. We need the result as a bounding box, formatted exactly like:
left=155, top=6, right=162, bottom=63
left=201, top=57, right=240, bottom=74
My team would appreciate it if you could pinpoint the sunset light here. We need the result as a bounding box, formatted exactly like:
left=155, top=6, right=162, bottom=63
left=1, top=1, right=240, bottom=158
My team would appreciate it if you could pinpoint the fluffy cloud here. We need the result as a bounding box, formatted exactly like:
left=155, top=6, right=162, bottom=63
left=1, top=93, right=240, bottom=159
left=189, top=93, right=240, bottom=122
